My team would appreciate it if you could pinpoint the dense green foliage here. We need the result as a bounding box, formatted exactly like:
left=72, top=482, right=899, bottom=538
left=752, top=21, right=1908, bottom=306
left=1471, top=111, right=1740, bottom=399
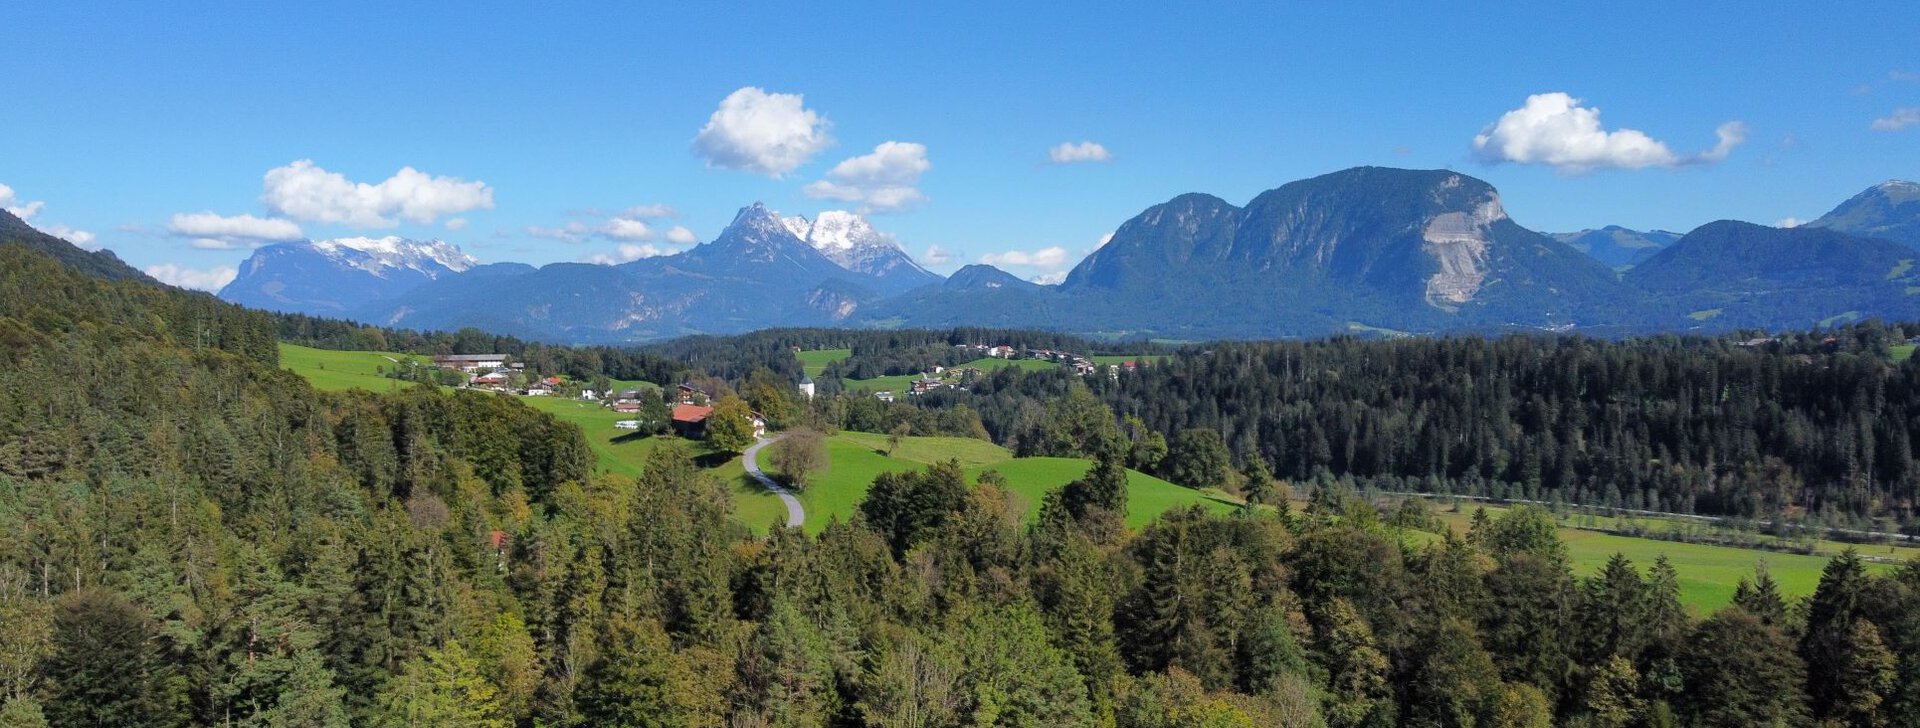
left=12, top=239, right=1920, bottom=727
left=905, top=322, right=1920, bottom=531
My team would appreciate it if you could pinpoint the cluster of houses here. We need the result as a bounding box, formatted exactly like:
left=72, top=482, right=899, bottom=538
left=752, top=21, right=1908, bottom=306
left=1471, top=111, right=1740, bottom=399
left=430, top=353, right=598, bottom=398
left=610, top=383, right=765, bottom=440
left=957, top=343, right=1117, bottom=376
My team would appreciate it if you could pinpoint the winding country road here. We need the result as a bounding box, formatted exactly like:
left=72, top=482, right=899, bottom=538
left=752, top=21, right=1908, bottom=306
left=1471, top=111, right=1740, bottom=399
left=743, top=435, right=805, bottom=528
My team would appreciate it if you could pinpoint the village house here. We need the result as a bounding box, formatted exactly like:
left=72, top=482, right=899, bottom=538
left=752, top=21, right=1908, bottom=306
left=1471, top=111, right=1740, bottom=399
left=670, top=404, right=768, bottom=439
left=676, top=384, right=707, bottom=405
left=910, top=375, right=946, bottom=395
left=875, top=391, right=896, bottom=403
left=611, top=400, right=642, bottom=413
left=473, top=371, right=511, bottom=388
left=433, top=354, right=506, bottom=372
left=670, top=404, right=712, bottom=438
left=524, top=385, right=552, bottom=396
left=798, top=373, right=815, bottom=400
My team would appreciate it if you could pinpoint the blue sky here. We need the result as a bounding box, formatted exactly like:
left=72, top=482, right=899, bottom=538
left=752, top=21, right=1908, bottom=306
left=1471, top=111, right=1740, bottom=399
left=3, top=2, right=1917, bottom=289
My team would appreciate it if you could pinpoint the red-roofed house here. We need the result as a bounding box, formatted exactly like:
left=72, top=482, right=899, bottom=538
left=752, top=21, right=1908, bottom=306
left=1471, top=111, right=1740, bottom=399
left=671, top=404, right=714, bottom=438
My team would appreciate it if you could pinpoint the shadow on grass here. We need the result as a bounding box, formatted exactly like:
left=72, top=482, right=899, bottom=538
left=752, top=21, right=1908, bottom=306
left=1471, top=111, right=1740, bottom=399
left=694, top=452, right=734, bottom=468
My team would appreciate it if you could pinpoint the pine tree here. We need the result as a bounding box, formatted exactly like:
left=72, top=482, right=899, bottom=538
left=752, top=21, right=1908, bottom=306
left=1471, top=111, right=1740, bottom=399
left=1315, top=599, right=1391, bottom=728
left=369, top=641, right=509, bottom=728
left=1731, top=562, right=1788, bottom=626
left=41, top=588, right=187, bottom=728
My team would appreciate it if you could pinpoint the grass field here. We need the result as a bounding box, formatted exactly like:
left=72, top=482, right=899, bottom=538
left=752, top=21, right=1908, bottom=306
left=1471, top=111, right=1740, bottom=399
left=839, top=357, right=1063, bottom=393
left=797, top=349, right=852, bottom=377
left=1894, top=344, right=1915, bottom=362
left=1429, top=503, right=1902, bottom=613
left=279, top=343, right=418, bottom=392
left=763, top=432, right=1234, bottom=533
left=965, top=457, right=1238, bottom=528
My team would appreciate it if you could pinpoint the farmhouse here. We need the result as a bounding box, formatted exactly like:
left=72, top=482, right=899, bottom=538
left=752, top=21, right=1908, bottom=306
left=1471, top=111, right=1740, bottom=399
left=670, top=404, right=713, bottom=438
left=473, top=371, right=511, bottom=388
left=611, top=400, right=641, bottom=413
left=670, top=404, right=768, bottom=439
left=433, top=354, right=506, bottom=372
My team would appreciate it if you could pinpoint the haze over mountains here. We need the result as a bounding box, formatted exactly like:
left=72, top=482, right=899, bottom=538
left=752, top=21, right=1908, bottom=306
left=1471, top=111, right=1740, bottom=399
left=202, top=167, right=1920, bottom=343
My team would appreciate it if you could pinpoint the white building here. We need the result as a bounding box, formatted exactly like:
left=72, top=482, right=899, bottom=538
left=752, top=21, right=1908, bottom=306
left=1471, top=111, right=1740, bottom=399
left=798, top=373, right=815, bottom=400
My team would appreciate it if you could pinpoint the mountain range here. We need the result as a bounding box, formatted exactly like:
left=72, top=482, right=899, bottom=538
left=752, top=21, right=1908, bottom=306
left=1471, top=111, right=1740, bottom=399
left=184, top=168, right=1920, bottom=342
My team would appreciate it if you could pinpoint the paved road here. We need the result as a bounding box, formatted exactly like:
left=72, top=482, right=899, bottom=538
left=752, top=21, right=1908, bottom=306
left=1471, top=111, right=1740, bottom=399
left=743, top=435, right=804, bottom=528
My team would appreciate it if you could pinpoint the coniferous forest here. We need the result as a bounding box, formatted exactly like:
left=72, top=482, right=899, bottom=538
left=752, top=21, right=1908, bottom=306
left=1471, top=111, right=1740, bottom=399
left=6, top=240, right=1920, bottom=728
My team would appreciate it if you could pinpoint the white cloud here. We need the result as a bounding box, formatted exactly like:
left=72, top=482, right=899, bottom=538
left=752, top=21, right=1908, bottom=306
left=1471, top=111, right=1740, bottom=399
left=37, top=224, right=97, bottom=249
left=1775, top=217, right=1805, bottom=228
left=0, top=183, right=44, bottom=220
left=527, top=221, right=593, bottom=243
left=1029, top=271, right=1068, bottom=285
left=622, top=203, right=678, bottom=218
left=1472, top=92, right=1747, bottom=172
left=692, top=87, right=833, bottom=177
left=665, top=225, right=698, bottom=245
left=1872, top=108, right=1920, bottom=132
left=603, top=217, right=654, bottom=241
left=980, top=246, right=1069, bottom=269
left=1048, top=141, right=1113, bottom=164
left=445, top=217, right=469, bottom=231
left=167, top=212, right=304, bottom=247
left=145, top=263, right=238, bottom=291
left=921, top=244, right=955, bottom=265
left=261, top=159, right=495, bottom=227
left=1095, top=231, right=1115, bottom=248
left=584, top=243, right=670, bottom=265
left=803, top=141, right=931, bottom=214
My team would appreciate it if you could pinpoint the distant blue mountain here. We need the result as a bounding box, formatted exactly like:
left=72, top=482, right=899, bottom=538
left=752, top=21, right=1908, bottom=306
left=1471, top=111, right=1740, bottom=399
left=213, top=169, right=1920, bottom=342
left=1550, top=226, right=1681, bottom=270
left=221, top=237, right=476, bottom=315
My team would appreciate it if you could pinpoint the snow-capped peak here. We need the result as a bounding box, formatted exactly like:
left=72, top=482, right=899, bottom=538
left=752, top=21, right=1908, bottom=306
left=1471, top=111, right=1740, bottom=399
left=805, top=210, right=890, bottom=253
left=308, top=236, right=477, bottom=278
left=780, top=213, right=813, bottom=241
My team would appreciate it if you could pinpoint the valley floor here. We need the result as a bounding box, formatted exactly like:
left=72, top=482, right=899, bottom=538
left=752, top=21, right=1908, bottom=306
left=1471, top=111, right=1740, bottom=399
left=280, top=342, right=1908, bottom=615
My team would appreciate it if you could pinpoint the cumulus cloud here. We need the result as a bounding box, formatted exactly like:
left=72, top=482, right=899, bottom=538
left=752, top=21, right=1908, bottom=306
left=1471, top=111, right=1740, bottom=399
left=1776, top=217, right=1805, bottom=228
left=603, top=217, right=654, bottom=241
left=584, top=244, right=670, bottom=265
left=167, top=212, right=304, bottom=249
left=692, top=87, right=832, bottom=177
left=1873, top=108, right=1920, bottom=132
left=261, top=159, right=495, bottom=227
left=1030, top=271, right=1068, bottom=285
left=527, top=221, right=593, bottom=243
left=1472, top=93, right=1747, bottom=172
left=665, top=225, right=698, bottom=245
left=445, top=217, right=469, bottom=231
left=1095, top=231, right=1115, bottom=248
left=921, top=245, right=955, bottom=266
left=145, top=263, right=238, bottom=292
left=803, top=141, right=931, bottom=213
left=980, top=246, right=1069, bottom=269
left=0, top=183, right=45, bottom=220
left=1048, top=141, right=1113, bottom=164
left=38, top=224, right=97, bottom=249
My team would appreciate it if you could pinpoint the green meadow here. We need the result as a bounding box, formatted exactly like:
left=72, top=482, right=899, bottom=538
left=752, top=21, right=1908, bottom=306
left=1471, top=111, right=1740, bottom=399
left=1431, top=503, right=1904, bottom=613
left=278, top=343, right=418, bottom=392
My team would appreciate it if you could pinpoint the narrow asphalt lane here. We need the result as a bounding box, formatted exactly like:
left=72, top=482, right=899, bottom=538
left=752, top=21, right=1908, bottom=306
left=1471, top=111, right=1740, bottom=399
left=742, top=435, right=804, bottom=529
